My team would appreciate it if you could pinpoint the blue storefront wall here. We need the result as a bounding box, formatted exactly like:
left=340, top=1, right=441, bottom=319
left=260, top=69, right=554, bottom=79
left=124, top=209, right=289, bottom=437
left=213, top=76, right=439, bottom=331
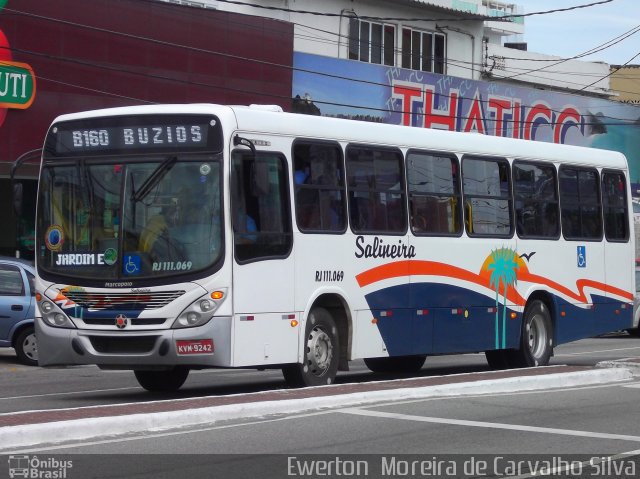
left=292, top=52, right=640, bottom=194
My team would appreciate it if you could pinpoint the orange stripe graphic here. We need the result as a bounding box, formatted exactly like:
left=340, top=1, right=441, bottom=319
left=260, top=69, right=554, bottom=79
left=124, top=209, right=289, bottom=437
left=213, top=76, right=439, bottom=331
left=356, top=260, right=633, bottom=305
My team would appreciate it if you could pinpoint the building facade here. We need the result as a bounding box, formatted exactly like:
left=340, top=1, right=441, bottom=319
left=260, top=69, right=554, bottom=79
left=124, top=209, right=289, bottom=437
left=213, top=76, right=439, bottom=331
left=610, top=65, right=640, bottom=104
left=2, top=0, right=640, bottom=258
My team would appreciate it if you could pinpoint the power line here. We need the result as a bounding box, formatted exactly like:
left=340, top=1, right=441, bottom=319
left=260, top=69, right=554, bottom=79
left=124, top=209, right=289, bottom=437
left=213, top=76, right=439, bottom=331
left=7, top=39, right=640, bottom=125
left=579, top=50, right=640, bottom=92
left=3, top=4, right=640, bottom=120
left=210, top=0, right=614, bottom=23
left=488, top=24, right=640, bottom=82
left=5, top=3, right=633, bottom=101
left=491, top=24, right=640, bottom=63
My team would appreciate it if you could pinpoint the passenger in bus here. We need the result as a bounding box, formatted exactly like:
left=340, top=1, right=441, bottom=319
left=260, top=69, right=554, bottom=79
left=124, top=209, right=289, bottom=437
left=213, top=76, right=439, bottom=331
left=139, top=202, right=184, bottom=262
left=234, top=209, right=258, bottom=243
left=295, top=166, right=309, bottom=185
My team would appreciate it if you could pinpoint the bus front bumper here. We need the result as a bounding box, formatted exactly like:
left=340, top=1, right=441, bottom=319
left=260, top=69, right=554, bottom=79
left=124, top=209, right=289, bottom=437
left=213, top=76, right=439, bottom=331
left=35, top=317, right=233, bottom=369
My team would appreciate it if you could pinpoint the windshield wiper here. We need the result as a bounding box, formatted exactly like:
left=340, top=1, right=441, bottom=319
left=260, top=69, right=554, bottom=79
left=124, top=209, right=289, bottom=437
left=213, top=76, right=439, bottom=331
left=131, top=156, right=177, bottom=203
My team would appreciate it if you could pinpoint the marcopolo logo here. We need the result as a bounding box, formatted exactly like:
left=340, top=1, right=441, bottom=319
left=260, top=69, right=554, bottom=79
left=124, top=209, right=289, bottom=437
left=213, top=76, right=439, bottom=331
left=8, top=455, right=73, bottom=478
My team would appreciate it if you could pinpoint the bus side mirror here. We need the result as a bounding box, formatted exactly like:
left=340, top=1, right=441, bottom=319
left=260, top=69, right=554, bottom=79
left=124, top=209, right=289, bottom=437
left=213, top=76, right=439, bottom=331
left=12, top=182, right=23, bottom=217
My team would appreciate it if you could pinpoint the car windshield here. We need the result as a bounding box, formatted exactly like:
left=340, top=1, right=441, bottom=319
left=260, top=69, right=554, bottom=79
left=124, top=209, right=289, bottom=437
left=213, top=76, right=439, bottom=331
left=37, top=156, right=222, bottom=281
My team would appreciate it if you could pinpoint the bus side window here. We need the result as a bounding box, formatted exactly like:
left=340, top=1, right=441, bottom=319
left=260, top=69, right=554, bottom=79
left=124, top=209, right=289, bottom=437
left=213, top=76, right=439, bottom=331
left=559, top=166, right=602, bottom=241
left=346, top=145, right=406, bottom=234
left=513, top=161, right=559, bottom=239
left=231, top=150, right=292, bottom=263
left=602, top=170, right=629, bottom=242
left=293, top=141, right=346, bottom=233
left=407, top=150, right=461, bottom=236
left=462, top=157, right=513, bottom=238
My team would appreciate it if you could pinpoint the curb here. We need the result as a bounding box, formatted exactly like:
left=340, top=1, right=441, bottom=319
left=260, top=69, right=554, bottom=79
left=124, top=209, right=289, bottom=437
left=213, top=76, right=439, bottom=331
left=596, top=359, right=640, bottom=374
left=0, top=367, right=633, bottom=451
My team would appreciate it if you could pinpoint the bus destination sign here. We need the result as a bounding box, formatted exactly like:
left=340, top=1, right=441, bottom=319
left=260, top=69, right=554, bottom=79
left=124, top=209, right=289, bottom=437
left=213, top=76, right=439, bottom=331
left=56, top=123, right=208, bottom=153
left=46, top=115, right=222, bottom=157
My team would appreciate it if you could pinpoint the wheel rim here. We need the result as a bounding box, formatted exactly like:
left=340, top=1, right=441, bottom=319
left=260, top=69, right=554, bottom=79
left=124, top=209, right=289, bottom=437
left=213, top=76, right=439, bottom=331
left=305, top=325, right=333, bottom=377
left=22, top=332, right=38, bottom=362
left=527, top=313, right=547, bottom=360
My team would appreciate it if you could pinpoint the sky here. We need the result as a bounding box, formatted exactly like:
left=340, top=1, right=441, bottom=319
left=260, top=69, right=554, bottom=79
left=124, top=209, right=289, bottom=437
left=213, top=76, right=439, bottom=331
left=513, top=0, right=640, bottom=65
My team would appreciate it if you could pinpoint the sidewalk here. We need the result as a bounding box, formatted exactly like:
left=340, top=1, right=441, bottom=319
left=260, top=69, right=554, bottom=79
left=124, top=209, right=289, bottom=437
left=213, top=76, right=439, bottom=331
left=0, top=364, right=635, bottom=451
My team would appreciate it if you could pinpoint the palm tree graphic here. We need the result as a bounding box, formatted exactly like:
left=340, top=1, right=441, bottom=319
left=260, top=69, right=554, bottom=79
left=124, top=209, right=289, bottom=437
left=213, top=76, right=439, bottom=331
left=487, top=247, right=519, bottom=349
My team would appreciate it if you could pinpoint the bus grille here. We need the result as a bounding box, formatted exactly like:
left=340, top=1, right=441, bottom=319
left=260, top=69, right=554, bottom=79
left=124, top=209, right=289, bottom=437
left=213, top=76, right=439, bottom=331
left=82, top=317, right=167, bottom=326
left=62, top=291, right=185, bottom=310
left=89, top=336, right=158, bottom=354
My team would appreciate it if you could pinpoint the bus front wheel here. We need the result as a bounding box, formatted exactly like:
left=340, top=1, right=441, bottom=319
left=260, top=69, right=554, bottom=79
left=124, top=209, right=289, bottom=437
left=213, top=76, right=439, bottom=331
left=134, top=367, right=189, bottom=392
left=282, top=307, right=339, bottom=387
left=510, top=299, right=553, bottom=367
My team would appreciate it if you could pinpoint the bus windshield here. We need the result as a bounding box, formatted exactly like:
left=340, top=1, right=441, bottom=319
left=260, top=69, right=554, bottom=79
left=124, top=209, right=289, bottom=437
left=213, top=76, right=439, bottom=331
left=37, top=156, right=223, bottom=281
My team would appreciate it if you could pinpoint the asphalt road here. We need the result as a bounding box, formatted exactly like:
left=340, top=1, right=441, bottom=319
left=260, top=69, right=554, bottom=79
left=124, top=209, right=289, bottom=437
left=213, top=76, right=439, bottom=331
left=2, top=335, right=639, bottom=478
left=0, top=332, right=638, bottom=414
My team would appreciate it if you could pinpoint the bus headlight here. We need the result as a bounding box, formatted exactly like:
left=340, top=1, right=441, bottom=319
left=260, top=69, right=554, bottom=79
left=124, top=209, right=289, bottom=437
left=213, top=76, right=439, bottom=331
left=39, top=300, right=76, bottom=329
left=172, top=289, right=227, bottom=329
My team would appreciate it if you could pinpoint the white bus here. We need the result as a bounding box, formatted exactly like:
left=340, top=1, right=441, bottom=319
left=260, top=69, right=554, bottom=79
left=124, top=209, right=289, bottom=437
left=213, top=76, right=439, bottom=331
left=34, top=104, right=635, bottom=391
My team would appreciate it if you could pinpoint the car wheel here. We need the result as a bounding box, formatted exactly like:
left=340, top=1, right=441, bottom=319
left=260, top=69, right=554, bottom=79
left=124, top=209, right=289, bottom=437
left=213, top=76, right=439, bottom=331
left=15, top=326, right=38, bottom=366
left=282, top=307, right=339, bottom=387
left=134, top=367, right=189, bottom=392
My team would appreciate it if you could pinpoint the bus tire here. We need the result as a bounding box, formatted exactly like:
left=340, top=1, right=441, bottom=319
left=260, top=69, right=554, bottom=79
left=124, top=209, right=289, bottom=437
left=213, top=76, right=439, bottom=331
left=509, top=299, right=553, bottom=367
left=485, top=350, right=511, bottom=370
left=626, top=327, right=640, bottom=338
left=364, top=355, right=426, bottom=373
left=134, top=367, right=189, bottom=392
left=282, top=307, right=339, bottom=387
left=15, top=326, right=38, bottom=366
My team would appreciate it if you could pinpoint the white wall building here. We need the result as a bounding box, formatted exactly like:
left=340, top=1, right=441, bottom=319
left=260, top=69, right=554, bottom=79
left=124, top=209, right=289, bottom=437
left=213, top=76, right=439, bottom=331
left=161, top=0, right=611, bottom=97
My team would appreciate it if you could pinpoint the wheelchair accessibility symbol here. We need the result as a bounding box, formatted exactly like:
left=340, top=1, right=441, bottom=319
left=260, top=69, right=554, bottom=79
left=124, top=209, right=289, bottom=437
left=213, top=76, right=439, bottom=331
left=577, top=246, right=586, bottom=268
left=123, top=254, right=141, bottom=275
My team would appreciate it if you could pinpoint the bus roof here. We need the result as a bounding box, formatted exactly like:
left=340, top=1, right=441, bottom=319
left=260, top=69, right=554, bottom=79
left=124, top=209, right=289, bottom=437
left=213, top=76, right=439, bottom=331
left=51, top=103, right=628, bottom=170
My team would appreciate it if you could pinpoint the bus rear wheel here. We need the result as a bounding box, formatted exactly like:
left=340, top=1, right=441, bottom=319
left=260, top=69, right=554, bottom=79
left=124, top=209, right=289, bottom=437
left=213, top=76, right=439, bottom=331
left=485, top=350, right=512, bottom=370
left=282, top=307, right=339, bottom=387
left=134, top=367, right=189, bottom=392
left=509, top=299, right=553, bottom=367
left=364, top=355, right=427, bottom=373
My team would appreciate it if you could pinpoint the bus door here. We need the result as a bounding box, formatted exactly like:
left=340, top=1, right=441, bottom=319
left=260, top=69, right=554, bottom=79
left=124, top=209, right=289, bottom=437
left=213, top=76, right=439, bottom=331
left=230, top=147, right=297, bottom=366
left=555, top=166, right=606, bottom=342
left=601, top=170, right=634, bottom=332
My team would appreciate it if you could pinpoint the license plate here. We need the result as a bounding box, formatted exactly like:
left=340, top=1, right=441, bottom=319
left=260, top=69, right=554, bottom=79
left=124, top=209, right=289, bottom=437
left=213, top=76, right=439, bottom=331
left=176, top=339, right=214, bottom=355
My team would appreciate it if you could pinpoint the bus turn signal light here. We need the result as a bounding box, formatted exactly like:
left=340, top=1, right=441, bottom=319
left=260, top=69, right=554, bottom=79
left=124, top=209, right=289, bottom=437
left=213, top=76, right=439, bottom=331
left=211, top=291, right=224, bottom=300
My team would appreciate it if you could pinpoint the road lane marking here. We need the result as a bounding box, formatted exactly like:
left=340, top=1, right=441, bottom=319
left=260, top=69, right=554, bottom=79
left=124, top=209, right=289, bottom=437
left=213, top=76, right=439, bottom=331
left=3, top=409, right=334, bottom=454
left=555, top=346, right=640, bottom=356
left=338, top=408, right=640, bottom=442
